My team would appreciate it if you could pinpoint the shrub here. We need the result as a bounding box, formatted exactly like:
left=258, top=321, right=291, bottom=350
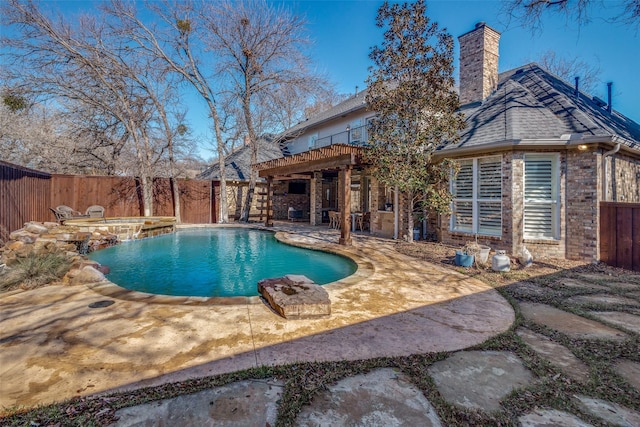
left=0, top=252, right=72, bottom=292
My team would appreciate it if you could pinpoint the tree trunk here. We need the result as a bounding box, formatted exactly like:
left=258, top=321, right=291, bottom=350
left=141, top=175, right=154, bottom=217
left=240, top=74, right=258, bottom=223
left=210, top=106, right=228, bottom=223
left=406, top=190, right=414, bottom=242
left=170, top=176, right=181, bottom=222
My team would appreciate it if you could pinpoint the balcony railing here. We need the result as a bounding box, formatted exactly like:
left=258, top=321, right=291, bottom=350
left=312, top=124, right=369, bottom=150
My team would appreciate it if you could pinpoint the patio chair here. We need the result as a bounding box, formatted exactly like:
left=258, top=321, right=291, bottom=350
left=356, top=212, right=370, bottom=231
left=85, top=205, right=105, bottom=219
left=51, top=205, right=88, bottom=223
left=328, top=211, right=341, bottom=229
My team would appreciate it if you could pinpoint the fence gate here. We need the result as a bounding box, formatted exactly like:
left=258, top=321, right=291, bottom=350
left=600, top=202, right=640, bottom=272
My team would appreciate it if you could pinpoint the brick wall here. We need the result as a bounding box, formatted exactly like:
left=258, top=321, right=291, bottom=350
left=608, top=152, right=640, bottom=203
left=458, top=23, right=500, bottom=105
left=565, top=150, right=599, bottom=261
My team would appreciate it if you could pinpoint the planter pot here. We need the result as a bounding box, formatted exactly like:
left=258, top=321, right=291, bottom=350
left=478, top=245, right=491, bottom=264
left=455, top=250, right=475, bottom=267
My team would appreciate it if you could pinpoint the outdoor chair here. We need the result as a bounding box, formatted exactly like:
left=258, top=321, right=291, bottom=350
left=328, top=211, right=341, bottom=229
left=85, top=205, right=105, bottom=219
left=50, top=205, right=88, bottom=224
left=356, top=212, right=370, bottom=231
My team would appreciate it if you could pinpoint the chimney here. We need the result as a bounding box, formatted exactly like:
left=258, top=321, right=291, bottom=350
left=458, top=22, right=501, bottom=105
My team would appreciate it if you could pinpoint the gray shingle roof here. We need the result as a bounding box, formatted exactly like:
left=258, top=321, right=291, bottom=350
left=444, top=63, right=640, bottom=152
left=197, top=138, right=285, bottom=181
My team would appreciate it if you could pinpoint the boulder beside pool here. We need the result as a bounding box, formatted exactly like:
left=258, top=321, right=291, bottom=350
left=258, top=274, right=331, bottom=319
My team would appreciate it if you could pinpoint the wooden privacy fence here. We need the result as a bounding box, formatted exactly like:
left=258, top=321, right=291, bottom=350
left=1, top=161, right=217, bottom=241
left=1, top=161, right=52, bottom=241
left=600, top=202, right=640, bottom=272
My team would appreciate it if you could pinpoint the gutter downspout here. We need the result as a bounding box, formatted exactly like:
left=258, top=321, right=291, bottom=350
left=602, top=142, right=621, bottom=201
left=393, top=185, right=399, bottom=239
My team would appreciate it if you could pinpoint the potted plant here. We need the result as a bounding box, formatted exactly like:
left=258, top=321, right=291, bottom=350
left=455, top=242, right=476, bottom=267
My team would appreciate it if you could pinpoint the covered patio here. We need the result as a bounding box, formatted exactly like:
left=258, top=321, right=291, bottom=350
left=254, top=144, right=397, bottom=245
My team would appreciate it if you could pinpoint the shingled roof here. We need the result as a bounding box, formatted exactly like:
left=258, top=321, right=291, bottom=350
left=442, top=63, right=640, bottom=153
left=197, top=138, right=286, bottom=181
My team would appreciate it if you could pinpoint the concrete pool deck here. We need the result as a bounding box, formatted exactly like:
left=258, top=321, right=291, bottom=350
left=0, top=223, right=514, bottom=409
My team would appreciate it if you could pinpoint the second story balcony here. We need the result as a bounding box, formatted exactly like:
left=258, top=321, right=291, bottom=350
left=312, top=124, right=369, bottom=150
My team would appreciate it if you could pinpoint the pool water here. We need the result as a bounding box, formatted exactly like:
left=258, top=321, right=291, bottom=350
left=88, top=228, right=356, bottom=297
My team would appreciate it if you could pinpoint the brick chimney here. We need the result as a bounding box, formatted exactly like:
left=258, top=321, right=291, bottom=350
left=458, top=22, right=500, bottom=105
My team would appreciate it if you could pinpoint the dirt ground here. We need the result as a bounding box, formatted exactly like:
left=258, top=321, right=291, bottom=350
left=393, top=240, right=628, bottom=286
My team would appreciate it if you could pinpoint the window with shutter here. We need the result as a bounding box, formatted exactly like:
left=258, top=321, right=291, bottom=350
left=451, top=156, right=502, bottom=236
left=524, top=154, right=559, bottom=239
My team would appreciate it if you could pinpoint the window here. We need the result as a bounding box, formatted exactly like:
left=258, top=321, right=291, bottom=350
left=524, top=154, right=559, bottom=239
left=349, top=119, right=362, bottom=143
left=451, top=156, right=502, bottom=236
left=308, top=133, right=318, bottom=150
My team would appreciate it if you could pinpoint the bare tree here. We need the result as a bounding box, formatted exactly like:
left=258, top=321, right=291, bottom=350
left=538, top=50, right=601, bottom=93
left=3, top=1, right=169, bottom=215
left=105, top=0, right=232, bottom=223
left=503, top=0, right=640, bottom=30
left=200, top=0, right=323, bottom=222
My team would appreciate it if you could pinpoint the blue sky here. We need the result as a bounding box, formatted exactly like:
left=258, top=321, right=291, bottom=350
left=292, top=0, right=638, bottom=111
left=196, top=0, right=639, bottom=158
left=16, top=1, right=639, bottom=158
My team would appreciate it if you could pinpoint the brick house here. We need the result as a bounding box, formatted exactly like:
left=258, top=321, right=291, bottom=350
left=437, top=23, right=640, bottom=261
left=253, top=23, right=640, bottom=261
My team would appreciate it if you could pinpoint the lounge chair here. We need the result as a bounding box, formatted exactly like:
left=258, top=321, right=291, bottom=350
left=85, top=205, right=105, bottom=218
left=50, top=205, right=88, bottom=223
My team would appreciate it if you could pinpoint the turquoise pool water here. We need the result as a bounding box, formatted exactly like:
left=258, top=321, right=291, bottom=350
left=88, top=228, right=356, bottom=298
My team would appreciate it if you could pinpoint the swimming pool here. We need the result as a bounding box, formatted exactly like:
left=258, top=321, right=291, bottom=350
left=88, top=228, right=356, bottom=298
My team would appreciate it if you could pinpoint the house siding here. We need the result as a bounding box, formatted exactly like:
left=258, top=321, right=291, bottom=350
left=286, top=111, right=374, bottom=155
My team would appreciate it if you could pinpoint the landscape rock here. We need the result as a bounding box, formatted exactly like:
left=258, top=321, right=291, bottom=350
left=520, top=303, right=627, bottom=341
left=589, top=311, right=640, bottom=334
left=9, top=229, right=38, bottom=244
left=70, top=266, right=105, bottom=285
left=24, top=222, right=49, bottom=235
left=518, top=409, right=593, bottom=426
left=111, top=378, right=283, bottom=427
left=258, top=274, right=330, bottom=319
left=296, top=368, right=442, bottom=426
left=566, top=294, right=640, bottom=307
left=516, top=327, right=589, bottom=383
left=614, top=359, right=640, bottom=392
left=428, top=351, right=533, bottom=412
left=573, top=394, right=640, bottom=426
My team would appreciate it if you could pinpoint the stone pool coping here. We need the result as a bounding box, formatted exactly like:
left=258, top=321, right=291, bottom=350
left=86, top=224, right=374, bottom=305
left=0, top=222, right=515, bottom=409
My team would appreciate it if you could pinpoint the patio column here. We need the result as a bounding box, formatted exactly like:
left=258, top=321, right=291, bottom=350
left=265, top=176, right=274, bottom=227
left=310, top=171, right=323, bottom=226
left=339, top=165, right=352, bottom=245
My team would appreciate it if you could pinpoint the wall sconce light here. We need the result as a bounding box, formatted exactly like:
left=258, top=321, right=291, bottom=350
left=577, top=144, right=588, bottom=151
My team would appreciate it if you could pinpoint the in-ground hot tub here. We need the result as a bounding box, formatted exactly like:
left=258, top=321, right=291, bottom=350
left=63, top=216, right=176, bottom=241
